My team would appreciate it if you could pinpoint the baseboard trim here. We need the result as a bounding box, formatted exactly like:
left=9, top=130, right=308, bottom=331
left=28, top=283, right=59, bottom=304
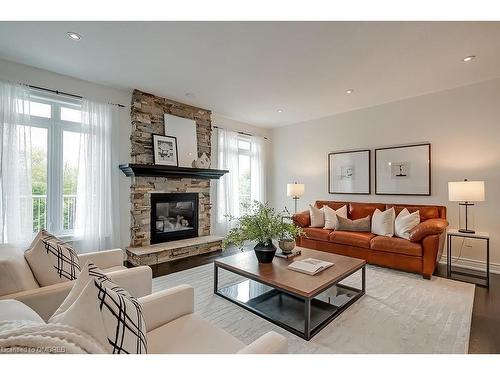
left=439, top=256, right=500, bottom=275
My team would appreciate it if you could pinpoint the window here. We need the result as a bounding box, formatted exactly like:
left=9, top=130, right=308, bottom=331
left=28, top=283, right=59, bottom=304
left=27, top=91, right=83, bottom=235
left=237, top=136, right=251, bottom=214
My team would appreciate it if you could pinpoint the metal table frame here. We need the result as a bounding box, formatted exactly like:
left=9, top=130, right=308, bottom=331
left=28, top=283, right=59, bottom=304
left=447, top=230, right=490, bottom=288
left=214, top=262, right=365, bottom=340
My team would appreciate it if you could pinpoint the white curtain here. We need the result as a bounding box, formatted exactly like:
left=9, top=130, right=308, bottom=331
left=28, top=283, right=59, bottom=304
left=215, top=128, right=240, bottom=236
left=74, top=100, right=120, bottom=252
left=250, top=135, right=266, bottom=203
left=0, top=81, right=33, bottom=246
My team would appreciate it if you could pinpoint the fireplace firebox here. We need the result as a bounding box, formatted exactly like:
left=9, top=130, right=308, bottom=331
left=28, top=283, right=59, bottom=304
left=150, top=193, right=199, bottom=244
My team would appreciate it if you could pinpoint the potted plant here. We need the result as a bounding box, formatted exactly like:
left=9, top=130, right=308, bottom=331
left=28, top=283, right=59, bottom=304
left=223, top=201, right=283, bottom=263
left=278, top=222, right=304, bottom=254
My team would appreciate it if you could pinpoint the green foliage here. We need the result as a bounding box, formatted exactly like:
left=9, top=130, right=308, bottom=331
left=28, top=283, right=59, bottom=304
left=223, top=201, right=304, bottom=250
left=279, top=221, right=305, bottom=240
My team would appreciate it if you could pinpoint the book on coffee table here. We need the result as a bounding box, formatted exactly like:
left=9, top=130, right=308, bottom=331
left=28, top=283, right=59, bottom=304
left=288, top=258, right=334, bottom=275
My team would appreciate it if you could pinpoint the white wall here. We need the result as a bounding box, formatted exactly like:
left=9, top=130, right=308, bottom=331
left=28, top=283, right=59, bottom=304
left=0, top=59, right=133, bottom=249
left=270, top=78, right=500, bottom=266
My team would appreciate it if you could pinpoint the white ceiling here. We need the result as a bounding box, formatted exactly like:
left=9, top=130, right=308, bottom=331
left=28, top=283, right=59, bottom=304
left=0, top=21, right=499, bottom=128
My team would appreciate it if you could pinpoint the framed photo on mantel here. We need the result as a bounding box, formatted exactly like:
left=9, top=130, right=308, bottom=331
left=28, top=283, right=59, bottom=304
left=375, top=143, right=431, bottom=196
left=152, top=134, right=179, bottom=166
left=328, top=149, right=371, bottom=194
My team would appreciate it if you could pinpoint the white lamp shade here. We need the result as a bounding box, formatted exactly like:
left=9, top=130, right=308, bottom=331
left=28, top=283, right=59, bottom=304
left=287, top=183, right=305, bottom=198
left=448, top=181, right=485, bottom=202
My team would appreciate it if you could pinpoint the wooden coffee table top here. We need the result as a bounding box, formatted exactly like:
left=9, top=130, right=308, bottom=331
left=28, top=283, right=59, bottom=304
left=214, top=247, right=365, bottom=298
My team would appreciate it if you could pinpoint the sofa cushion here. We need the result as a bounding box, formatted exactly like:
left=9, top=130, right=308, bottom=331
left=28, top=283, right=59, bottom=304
left=349, top=202, right=386, bottom=220
left=370, top=236, right=422, bottom=257
left=387, top=205, right=440, bottom=222
left=303, top=227, right=332, bottom=241
left=323, top=205, right=348, bottom=230
left=0, top=244, right=39, bottom=296
left=147, top=313, right=245, bottom=354
left=0, top=299, right=45, bottom=323
left=336, top=215, right=371, bottom=232
left=309, top=205, right=325, bottom=227
left=329, top=231, right=376, bottom=248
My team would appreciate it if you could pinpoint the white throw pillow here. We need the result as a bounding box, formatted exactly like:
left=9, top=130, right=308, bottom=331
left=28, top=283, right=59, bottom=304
left=323, top=205, right=348, bottom=230
left=50, top=268, right=147, bottom=354
left=394, top=208, right=420, bottom=239
left=371, top=207, right=396, bottom=237
left=24, top=230, right=81, bottom=287
left=51, top=261, right=132, bottom=318
left=309, top=204, right=325, bottom=227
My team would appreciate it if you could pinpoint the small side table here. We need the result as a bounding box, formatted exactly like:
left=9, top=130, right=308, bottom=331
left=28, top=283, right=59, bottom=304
left=447, top=229, right=490, bottom=287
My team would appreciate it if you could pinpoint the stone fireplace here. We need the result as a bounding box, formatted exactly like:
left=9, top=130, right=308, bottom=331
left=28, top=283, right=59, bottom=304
left=126, top=90, right=223, bottom=266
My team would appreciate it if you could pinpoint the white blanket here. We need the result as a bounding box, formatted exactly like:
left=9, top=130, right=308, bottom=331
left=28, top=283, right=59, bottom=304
left=0, top=320, right=107, bottom=354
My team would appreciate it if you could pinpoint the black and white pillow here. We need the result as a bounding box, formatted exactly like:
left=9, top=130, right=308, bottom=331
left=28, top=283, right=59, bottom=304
left=50, top=262, right=147, bottom=354
left=24, top=230, right=81, bottom=286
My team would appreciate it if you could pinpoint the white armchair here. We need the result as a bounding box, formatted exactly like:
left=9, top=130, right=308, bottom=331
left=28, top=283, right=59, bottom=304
left=140, top=285, right=288, bottom=354
left=0, top=244, right=152, bottom=321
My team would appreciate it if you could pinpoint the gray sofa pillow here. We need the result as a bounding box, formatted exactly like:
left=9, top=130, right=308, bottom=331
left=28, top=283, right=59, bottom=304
left=336, top=215, right=371, bottom=232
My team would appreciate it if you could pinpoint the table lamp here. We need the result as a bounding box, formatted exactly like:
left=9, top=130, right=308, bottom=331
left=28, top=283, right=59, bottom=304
left=287, top=182, right=305, bottom=213
left=448, top=179, right=485, bottom=233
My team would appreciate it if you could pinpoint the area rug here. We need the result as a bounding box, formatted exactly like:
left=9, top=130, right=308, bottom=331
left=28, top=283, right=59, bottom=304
left=152, top=263, right=475, bottom=353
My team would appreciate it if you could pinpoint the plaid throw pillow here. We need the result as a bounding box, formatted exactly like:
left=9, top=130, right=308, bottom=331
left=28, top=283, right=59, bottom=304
left=24, top=230, right=81, bottom=286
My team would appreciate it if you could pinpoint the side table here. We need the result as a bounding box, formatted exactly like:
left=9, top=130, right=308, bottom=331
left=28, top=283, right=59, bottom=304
left=447, top=229, right=490, bottom=287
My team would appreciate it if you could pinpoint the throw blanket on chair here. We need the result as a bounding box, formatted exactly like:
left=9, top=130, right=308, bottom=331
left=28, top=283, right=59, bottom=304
left=0, top=321, right=107, bottom=354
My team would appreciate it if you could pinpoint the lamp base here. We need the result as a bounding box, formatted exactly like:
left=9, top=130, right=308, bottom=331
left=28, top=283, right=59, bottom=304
left=458, top=228, right=475, bottom=234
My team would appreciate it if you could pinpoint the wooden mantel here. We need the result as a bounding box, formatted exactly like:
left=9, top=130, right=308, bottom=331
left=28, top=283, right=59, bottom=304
left=119, top=163, right=229, bottom=180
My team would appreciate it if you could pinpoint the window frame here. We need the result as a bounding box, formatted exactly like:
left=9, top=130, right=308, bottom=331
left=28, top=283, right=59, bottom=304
left=28, top=90, right=83, bottom=236
left=237, top=134, right=252, bottom=213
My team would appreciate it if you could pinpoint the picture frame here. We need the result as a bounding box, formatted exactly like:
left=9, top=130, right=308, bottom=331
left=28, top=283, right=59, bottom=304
left=152, top=134, right=179, bottom=166
left=328, top=149, right=371, bottom=194
left=375, top=143, right=431, bottom=196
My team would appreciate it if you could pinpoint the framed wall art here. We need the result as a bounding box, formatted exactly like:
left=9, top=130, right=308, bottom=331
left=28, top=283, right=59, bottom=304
left=375, top=143, right=431, bottom=195
left=328, top=149, right=371, bottom=194
left=153, top=134, right=179, bottom=166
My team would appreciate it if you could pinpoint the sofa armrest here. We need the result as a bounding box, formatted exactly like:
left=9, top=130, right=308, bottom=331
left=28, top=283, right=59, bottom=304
left=0, top=281, right=74, bottom=322
left=78, top=248, right=124, bottom=269
left=139, top=284, right=194, bottom=332
left=237, top=331, right=288, bottom=354
left=106, top=266, right=152, bottom=298
left=292, top=210, right=310, bottom=228
left=409, top=218, right=449, bottom=242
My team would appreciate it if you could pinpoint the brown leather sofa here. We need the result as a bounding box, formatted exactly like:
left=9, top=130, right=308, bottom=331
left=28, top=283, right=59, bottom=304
left=292, top=201, right=449, bottom=279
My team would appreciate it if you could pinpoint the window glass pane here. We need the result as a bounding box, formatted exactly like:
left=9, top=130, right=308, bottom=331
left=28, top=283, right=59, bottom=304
left=238, top=139, right=250, bottom=151
left=238, top=154, right=251, bottom=213
left=62, top=131, right=81, bottom=231
left=30, top=101, right=51, bottom=118
left=31, top=127, right=48, bottom=232
left=61, top=107, right=82, bottom=122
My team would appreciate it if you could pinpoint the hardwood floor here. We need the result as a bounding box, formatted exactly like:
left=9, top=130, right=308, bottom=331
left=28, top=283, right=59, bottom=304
left=131, top=250, right=500, bottom=354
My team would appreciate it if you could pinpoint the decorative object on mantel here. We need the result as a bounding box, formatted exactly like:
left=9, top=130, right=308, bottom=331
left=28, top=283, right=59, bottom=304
left=223, top=201, right=304, bottom=263
left=328, top=150, right=370, bottom=194
left=287, top=182, right=305, bottom=213
left=119, top=164, right=228, bottom=180
left=448, top=179, right=485, bottom=233
left=152, top=134, right=179, bottom=166
left=192, top=152, right=211, bottom=168
left=375, top=143, right=431, bottom=195
left=164, top=114, right=198, bottom=167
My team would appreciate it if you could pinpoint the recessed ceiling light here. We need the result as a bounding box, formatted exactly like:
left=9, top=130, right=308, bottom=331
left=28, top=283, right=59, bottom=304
left=277, top=109, right=283, bottom=113
left=67, top=32, right=82, bottom=41
left=462, top=55, right=476, bottom=62
left=345, top=89, right=354, bottom=94
left=185, top=92, right=196, bottom=99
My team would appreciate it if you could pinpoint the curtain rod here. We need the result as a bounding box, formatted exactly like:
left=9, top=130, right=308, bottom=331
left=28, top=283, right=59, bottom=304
left=28, top=84, right=126, bottom=108
left=213, top=125, right=268, bottom=140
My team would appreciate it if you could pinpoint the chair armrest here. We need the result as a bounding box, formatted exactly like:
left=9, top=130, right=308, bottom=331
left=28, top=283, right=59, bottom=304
left=409, top=218, right=449, bottom=242
left=237, top=331, right=288, bottom=354
left=139, top=284, right=194, bottom=332
left=0, top=281, right=74, bottom=322
left=78, top=248, right=124, bottom=269
left=292, top=210, right=310, bottom=228
left=106, top=266, right=152, bottom=298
